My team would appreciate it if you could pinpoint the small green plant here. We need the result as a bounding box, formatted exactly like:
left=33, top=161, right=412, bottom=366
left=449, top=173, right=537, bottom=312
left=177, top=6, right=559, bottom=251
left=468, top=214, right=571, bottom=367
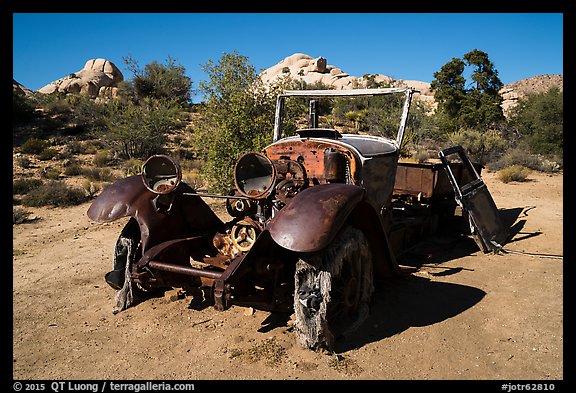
left=13, top=249, right=27, bottom=257
left=497, top=165, right=530, bottom=183
left=13, top=178, right=43, bottom=195
left=21, top=181, right=86, bottom=207
left=13, top=207, right=32, bottom=224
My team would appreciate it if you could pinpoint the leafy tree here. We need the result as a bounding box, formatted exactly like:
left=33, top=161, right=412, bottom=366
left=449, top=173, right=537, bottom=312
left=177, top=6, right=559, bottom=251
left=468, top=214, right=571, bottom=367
left=431, top=49, right=504, bottom=131
left=123, top=55, right=192, bottom=106
left=193, top=51, right=292, bottom=193
left=508, top=87, right=563, bottom=156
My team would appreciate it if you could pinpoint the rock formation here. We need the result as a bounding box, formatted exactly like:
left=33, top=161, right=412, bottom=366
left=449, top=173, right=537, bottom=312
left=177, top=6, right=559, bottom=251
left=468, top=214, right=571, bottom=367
left=499, top=74, right=563, bottom=116
left=259, top=53, right=437, bottom=112
left=13, top=79, right=34, bottom=97
left=37, top=58, right=123, bottom=100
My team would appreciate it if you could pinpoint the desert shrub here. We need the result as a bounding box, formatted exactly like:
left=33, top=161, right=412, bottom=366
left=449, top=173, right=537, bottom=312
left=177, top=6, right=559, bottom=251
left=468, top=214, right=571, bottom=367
left=122, top=157, right=143, bottom=176
left=93, top=150, right=111, bottom=167
left=82, top=167, right=115, bottom=182
left=64, top=140, right=85, bottom=155
left=487, top=148, right=562, bottom=173
left=20, top=137, right=49, bottom=155
left=40, top=168, right=61, bottom=180
left=64, top=164, right=83, bottom=176
left=21, top=181, right=86, bottom=207
left=16, top=156, right=32, bottom=169
left=37, top=147, right=59, bottom=161
left=13, top=92, right=36, bottom=125
left=13, top=178, right=43, bottom=195
left=82, top=143, right=99, bottom=155
left=497, top=165, right=530, bottom=183
left=447, top=128, right=507, bottom=165
left=13, top=207, right=32, bottom=225
left=82, top=180, right=102, bottom=198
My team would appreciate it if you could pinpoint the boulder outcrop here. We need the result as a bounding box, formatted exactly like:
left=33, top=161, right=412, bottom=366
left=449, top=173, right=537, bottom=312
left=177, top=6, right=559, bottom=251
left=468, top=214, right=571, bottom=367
left=259, top=53, right=437, bottom=112
left=37, top=58, right=123, bottom=100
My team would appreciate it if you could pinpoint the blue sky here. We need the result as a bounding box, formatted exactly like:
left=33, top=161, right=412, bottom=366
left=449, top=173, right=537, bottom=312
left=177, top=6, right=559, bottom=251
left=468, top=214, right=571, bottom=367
left=12, top=13, right=563, bottom=102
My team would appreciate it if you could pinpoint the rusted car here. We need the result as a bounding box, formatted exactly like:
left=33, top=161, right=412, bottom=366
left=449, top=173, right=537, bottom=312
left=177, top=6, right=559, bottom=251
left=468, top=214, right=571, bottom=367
left=87, top=87, right=504, bottom=350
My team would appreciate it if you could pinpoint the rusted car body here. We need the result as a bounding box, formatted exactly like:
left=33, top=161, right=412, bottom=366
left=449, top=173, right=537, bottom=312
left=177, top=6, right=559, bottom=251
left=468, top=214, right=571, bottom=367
left=87, top=87, right=503, bottom=350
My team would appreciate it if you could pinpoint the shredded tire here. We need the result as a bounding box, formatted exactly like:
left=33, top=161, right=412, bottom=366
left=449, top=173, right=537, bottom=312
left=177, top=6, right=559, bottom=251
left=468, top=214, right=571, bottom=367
left=293, top=225, right=374, bottom=350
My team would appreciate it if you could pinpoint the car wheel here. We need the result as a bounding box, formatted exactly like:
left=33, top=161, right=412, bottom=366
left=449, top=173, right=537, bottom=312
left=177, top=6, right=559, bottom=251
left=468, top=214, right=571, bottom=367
left=293, top=225, right=374, bottom=350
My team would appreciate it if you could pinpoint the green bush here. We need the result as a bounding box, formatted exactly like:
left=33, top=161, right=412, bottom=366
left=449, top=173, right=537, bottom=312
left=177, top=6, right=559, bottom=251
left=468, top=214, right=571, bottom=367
left=497, top=165, right=530, bottom=183
left=40, top=168, right=61, bottom=180
left=82, top=167, right=115, bottom=182
left=122, top=158, right=143, bottom=176
left=13, top=92, right=36, bottom=125
left=20, top=138, right=49, bottom=155
left=447, top=128, right=507, bottom=165
left=37, top=147, right=59, bottom=161
left=21, top=181, right=86, bottom=207
left=64, top=164, right=83, bottom=176
left=487, top=148, right=562, bottom=173
left=13, top=178, right=43, bottom=195
left=508, top=87, right=563, bottom=156
left=16, top=157, right=32, bottom=169
left=93, top=150, right=111, bottom=167
left=65, top=140, right=85, bottom=155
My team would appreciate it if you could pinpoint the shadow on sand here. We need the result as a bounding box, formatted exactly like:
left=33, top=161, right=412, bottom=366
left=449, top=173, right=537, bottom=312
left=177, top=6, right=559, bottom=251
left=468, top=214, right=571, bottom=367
left=334, top=275, right=486, bottom=352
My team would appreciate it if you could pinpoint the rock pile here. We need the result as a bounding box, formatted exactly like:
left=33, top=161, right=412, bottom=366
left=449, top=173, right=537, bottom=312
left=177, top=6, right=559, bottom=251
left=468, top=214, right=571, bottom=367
left=37, top=58, right=123, bottom=100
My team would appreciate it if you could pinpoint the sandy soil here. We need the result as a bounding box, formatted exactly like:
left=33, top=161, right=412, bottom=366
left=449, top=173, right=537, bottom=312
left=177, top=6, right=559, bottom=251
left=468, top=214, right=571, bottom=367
left=12, top=170, right=564, bottom=382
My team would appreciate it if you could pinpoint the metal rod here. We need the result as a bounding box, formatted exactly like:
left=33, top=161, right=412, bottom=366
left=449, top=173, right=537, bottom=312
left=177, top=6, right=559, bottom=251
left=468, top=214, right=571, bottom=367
left=148, top=261, right=223, bottom=279
left=182, top=192, right=251, bottom=200
left=280, top=87, right=414, bottom=97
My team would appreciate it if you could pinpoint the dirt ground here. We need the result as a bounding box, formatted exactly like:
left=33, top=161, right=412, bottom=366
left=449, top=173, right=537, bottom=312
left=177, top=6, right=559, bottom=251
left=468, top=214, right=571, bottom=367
left=12, top=169, right=564, bottom=382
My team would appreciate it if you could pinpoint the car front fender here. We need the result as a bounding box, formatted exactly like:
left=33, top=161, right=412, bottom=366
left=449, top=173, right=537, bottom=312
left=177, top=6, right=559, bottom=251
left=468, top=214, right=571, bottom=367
left=267, top=183, right=365, bottom=253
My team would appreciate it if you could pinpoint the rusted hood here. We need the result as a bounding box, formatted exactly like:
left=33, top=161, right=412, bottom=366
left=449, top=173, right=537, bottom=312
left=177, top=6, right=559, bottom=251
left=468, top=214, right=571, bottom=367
left=267, top=184, right=365, bottom=252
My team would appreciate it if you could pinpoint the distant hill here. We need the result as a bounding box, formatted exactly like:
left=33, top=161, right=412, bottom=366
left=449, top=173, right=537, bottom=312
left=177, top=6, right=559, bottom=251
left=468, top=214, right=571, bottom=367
left=499, top=74, right=563, bottom=116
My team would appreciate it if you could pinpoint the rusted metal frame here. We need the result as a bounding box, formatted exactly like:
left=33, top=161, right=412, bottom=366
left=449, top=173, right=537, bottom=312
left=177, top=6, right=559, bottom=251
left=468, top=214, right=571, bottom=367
left=438, top=145, right=482, bottom=200
left=273, top=95, right=285, bottom=142
left=395, top=88, right=414, bottom=148
left=135, top=235, right=226, bottom=282
left=182, top=192, right=251, bottom=200
left=147, top=261, right=222, bottom=279
left=212, top=230, right=292, bottom=312
left=265, top=139, right=362, bottom=186
left=273, top=88, right=415, bottom=142
left=280, top=87, right=412, bottom=98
